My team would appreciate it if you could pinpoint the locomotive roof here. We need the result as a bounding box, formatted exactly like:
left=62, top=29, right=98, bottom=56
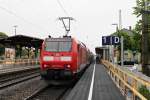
left=79, top=41, right=86, bottom=48
left=45, top=37, right=72, bottom=42
left=45, top=36, right=87, bottom=48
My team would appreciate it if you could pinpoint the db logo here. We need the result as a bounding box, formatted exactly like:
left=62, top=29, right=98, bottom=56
left=55, top=53, right=60, bottom=56
left=54, top=57, right=60, bottom=61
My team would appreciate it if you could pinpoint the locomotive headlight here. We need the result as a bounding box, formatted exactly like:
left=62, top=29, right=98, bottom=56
left=61, top=56, right=72, bottom=61
left=43, top=56, right=54, bottom=61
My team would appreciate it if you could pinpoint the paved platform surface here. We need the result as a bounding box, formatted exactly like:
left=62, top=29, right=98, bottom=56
left=66, top=63, right=125, bottom=100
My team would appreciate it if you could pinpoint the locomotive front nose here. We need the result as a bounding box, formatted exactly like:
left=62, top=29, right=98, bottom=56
left=41, top=54, right=73, bottom=69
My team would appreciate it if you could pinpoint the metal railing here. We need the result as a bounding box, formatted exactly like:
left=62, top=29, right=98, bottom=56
left=102, top=60, right=150, bottom=100
left=0, top=59, right=39, bottom=68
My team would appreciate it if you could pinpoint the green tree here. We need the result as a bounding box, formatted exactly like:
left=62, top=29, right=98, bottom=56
left=133, top=0, right=150, bottom=33
left=133, top=0, right=145, bottom=17
left=132, top=30, right=142, bottom=52
left=113, top=31, right=132, bottom=50
left=133, top=0, right=150, bottom=16
left=139, top=85, right=150, bottom=100
left=0, top=32, right=8, bottom=38
left=113, top=30, right=141, bottom=52
left=134, top=20, right=142, bottom=34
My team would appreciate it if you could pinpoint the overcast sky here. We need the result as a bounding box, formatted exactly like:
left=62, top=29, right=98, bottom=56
left=0, top=0, right=137, bottom=52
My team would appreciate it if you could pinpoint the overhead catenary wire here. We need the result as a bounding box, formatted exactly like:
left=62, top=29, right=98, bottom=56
left=0, top=5, right=49, bottom=33
left=56, top=0, right=69, bottom=16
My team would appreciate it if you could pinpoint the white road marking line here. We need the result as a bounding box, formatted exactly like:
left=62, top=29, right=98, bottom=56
left=88, top=62, right=96, bottom=100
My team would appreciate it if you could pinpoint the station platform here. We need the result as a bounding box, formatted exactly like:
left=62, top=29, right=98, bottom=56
left=66, top=63, right=125, bottom=100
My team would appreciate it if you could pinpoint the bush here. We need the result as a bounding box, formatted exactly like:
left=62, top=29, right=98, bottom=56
left=138, top=85, right=150, bottom=100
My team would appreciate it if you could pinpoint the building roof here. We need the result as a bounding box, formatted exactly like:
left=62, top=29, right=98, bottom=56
left=121, top=28, right=134, bottom=37
left=0, top=35, right=43, bottom=48
left=95, top=47, right=109, bottom=54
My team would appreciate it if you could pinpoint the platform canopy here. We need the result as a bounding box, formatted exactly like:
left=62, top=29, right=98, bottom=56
left=95, top=47, right=109, bottom=54
left=0, top=35, right=43, bottom=48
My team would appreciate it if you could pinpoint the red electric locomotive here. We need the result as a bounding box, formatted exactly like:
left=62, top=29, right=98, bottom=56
left=40, top=36, right=92, bottom=81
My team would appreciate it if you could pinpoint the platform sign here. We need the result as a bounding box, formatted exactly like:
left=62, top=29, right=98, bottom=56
left=102, top=36, right=120, bottom=45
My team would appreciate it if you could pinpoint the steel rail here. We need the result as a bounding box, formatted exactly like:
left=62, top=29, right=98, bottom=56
left=0, top=73, right=40, bottom=89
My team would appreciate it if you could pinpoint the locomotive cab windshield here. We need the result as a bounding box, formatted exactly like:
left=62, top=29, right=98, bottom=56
left=44, top=38, right=72, bottom=52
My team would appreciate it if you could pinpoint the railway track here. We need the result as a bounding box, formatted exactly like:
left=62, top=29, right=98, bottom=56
left=24, top=85, right=71, bottom=100
left=24, top=82, right=75, bottom=100
left=0, top=67, right=40, bottom=89
left=0, top=66, right=84, bottom=100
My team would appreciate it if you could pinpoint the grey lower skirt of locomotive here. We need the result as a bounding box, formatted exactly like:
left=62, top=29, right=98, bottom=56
left=40, top=57, right=94, bottom=84
left=40, top=62, right=93, bottom=84
left=40, top=68, right=74, bottom=80
left=40, top=69, right=78, bottom=85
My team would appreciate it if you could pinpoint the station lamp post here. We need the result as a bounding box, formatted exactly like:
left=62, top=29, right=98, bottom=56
left=111, top=23, right=118, bottom=65
left=112, top=23, right=124, bottom=67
